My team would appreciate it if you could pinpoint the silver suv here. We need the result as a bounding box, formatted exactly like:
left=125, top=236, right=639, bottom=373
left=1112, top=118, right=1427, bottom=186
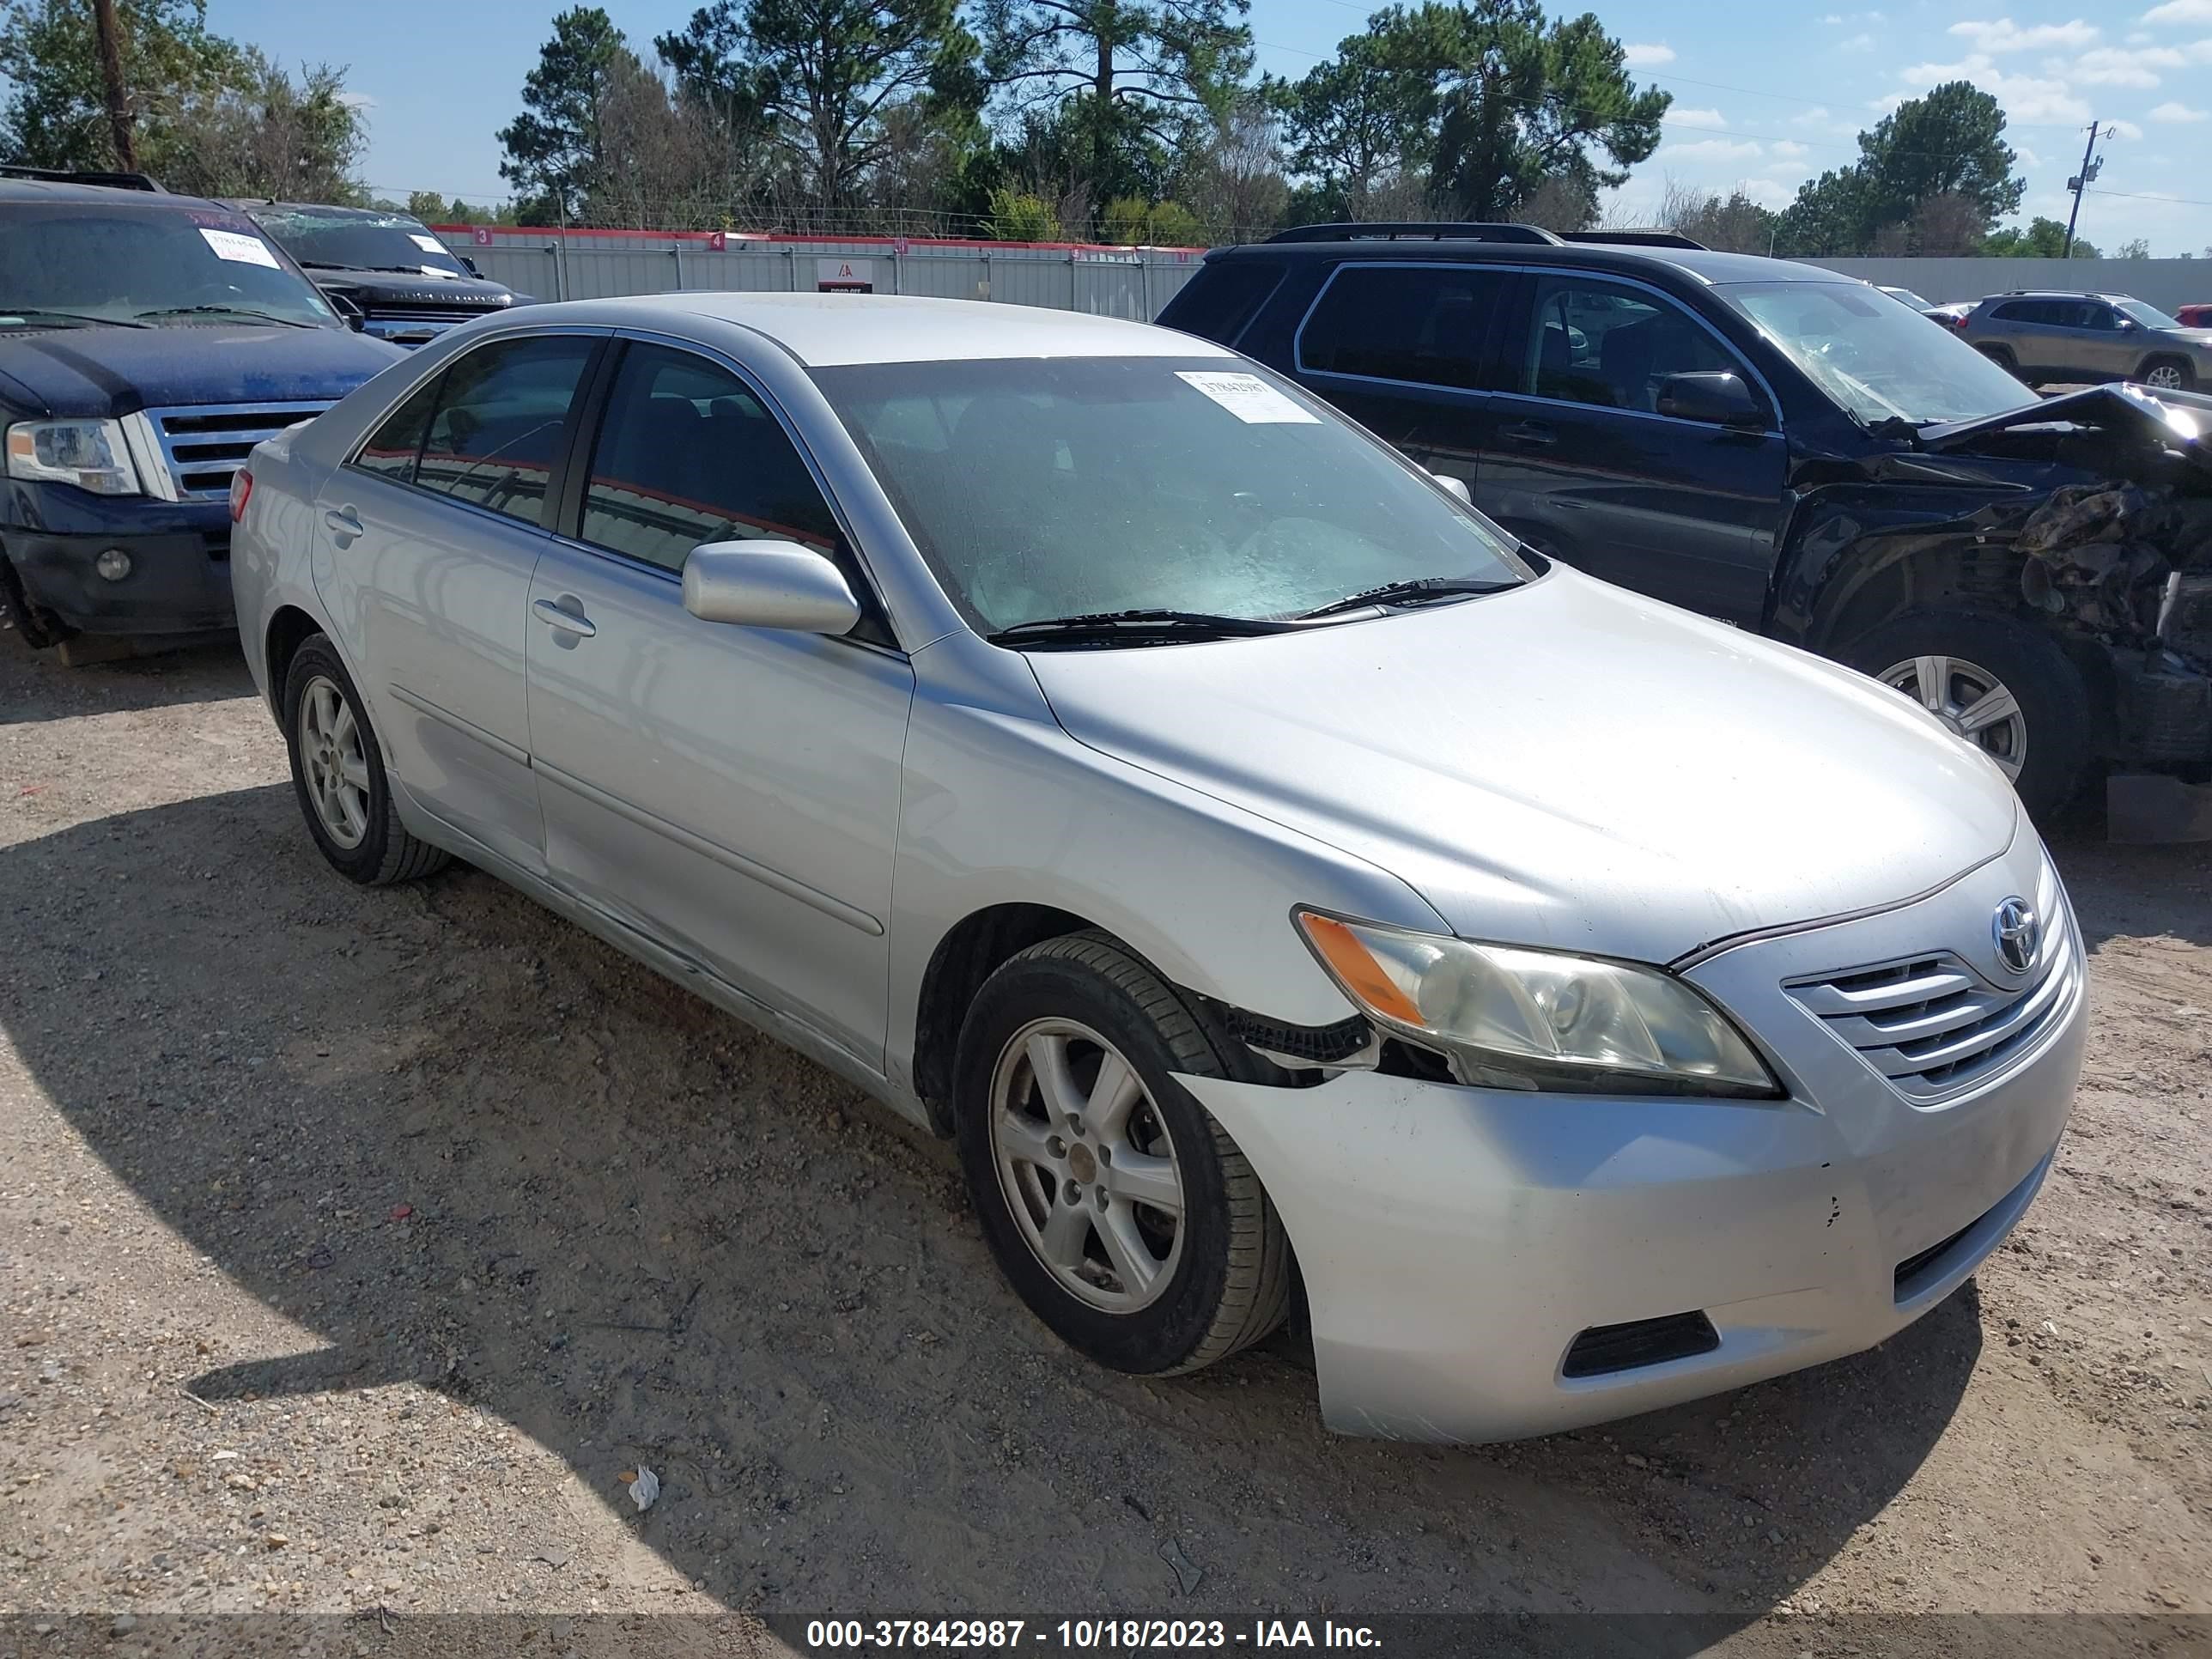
left=1960, top=290, right=2212, bottom=391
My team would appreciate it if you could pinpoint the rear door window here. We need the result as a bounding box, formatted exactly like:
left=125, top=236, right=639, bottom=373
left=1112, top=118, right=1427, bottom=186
left=350, top=377, right=441, bottom=485
left=414, top=334, right=597, bottom=527
left=1297, top=265, right=1507, bottom=391
left=1163, top=260, right=1284, bottom=348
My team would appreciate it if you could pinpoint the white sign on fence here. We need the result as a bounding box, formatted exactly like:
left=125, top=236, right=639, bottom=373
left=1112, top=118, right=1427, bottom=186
left=817, top=258, right=875, bottom=293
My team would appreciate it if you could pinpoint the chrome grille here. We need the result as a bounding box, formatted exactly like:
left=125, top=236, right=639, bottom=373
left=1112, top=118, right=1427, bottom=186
left=1786, top=923, right=2077, bottom=1103
left=141, top=401, right=332, bottom=500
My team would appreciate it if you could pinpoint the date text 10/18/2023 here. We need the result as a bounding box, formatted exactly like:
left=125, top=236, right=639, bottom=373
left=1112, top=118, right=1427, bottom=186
left=795, top=1620, right=1384, bottom=1650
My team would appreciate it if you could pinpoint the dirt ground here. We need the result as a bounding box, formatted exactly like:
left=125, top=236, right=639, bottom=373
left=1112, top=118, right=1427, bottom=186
left=1, top=626, right=2208, bottom=1659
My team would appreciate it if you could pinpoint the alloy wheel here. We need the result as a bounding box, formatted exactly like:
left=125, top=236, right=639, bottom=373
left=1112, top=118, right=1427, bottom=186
left=298, top=675, right=371, bottom=849
left=2143, top=363, right=2187, bottom=392
left=1877, top=653, right=2027, bottom=781
left=988, top=1017, right=1187, bottom=1314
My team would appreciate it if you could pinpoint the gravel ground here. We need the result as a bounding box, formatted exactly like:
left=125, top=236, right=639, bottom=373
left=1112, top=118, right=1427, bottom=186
left=2, top=627, right=2209, bottom=1658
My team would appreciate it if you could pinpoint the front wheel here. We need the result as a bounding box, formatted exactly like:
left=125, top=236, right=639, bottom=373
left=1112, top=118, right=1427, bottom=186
left=2136, top=356, right=2196, bottom=393
left=953, top=931, right=1291, bottom=1376
left=1844, top=608, right=2094, bottom=820
left=0, top=555, right=76, bottom=651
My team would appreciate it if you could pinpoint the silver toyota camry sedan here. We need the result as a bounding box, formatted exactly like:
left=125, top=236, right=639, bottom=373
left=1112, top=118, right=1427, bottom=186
left=231, top=293, right=2084, bottom=1442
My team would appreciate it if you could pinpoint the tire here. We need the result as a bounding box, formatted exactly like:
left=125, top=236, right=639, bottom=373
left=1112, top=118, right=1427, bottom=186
left=1843, top=608, right=2094, bottom=821
left=1974, top=343, right=2021, bottom=379
left=953, top=930, right=1291, bottom=1376
left=282, top=634, right=450, bottom=885
left=0, top=554, right=76, bottom=651
left=2135, top=356, right=2196, bottom=394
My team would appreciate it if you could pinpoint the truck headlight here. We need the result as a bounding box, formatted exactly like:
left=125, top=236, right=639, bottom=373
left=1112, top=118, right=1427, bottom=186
left=1295, top=910, right=1781, bottom=1096
left=5, top=418, right=142, bottom=496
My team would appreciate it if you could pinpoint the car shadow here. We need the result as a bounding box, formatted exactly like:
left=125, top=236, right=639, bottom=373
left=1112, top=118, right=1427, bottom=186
left=2048, top=828, right=2212, bottom=952
left=0, top=785, right=1987, bottom=1651
left=0, top=623, right=252, bottom=724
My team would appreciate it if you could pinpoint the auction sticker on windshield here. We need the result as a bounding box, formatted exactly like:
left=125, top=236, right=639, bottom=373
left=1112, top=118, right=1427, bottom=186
left=410, top=234, right=444, bottom=252
left=200, top=228, right=280, bottom=268
left=1176, top=370, right=1319, bottom=423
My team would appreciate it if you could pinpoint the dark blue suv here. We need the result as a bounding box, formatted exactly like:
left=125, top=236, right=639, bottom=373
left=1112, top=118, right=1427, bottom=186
left=0, top=173, right=404, bottom=656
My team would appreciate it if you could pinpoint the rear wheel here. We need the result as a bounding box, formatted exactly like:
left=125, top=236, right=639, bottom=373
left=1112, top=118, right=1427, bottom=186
left=283, top=634, right=450, bottom=885
left=954, top=931, right=1291, bottom=1376
left=1974, top=343, right=2021, bottom=380
left=2136, top=356, right=2196, bottom=393
left=1844, top=608, right=2094, bottom=820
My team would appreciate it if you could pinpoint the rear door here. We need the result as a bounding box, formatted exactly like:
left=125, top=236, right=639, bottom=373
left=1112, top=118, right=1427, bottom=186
left=313, top=330, right=602, bottom=872
left=1288, top=262, right=1513, bottom=502
left=1474, top=270, right=1785, bottom=626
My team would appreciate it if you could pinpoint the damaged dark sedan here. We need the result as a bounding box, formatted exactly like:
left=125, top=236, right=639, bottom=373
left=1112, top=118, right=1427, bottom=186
left=1157, top=226, right=2212, bottom=832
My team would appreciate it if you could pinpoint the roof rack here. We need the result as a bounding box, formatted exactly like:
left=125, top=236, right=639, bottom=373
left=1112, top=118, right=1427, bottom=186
left=1266, top=222, right=1561, bottom=246
left=0, top=164, right=164, bottom=191
left=1556, top=228, right=1708, bottom=250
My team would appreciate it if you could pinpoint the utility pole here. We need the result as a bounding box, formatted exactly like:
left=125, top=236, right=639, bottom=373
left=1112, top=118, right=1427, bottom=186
left=89, top=0, right=136, bottom=171
left=2062, top=120, right=2113, bottom=258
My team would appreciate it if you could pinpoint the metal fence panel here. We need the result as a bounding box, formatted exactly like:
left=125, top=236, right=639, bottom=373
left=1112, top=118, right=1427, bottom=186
left=1803, top=257, right=2211, bottom=315
left=451, top=230, right=1208, bottom=319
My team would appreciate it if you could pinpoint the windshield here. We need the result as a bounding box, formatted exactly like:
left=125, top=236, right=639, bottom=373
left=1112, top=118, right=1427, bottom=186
left=249, top=209, right=470, bottom=277
left=812, top=356, right=1530, bottom=634
left=0, top=204, right=337, bottom=329
left=2117, top=298, right=2183, bottom=330
left=1719, top=281, right=2037, bottom=427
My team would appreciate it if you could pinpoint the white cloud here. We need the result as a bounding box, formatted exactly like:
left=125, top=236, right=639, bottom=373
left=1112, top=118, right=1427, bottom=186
left=2069, top=43, right=2184, bottom=82
left=1948, top=16, right=2100, bottom=51
left=2151, top=98, right=2211, bottom=118
left=1622, top=42, right=1675, bottom=65
left=2015, top=144, right=2042, bottom=165
left=2142, top=0, right=2212, bottom=21
left=1841, top=32, right=1875, bottom=48
left=1791, top=106, right=1833, bottom=125
left=1894, top=52, right=2092, bottom=122
left=1820, top=12, right=1844, bottom=21
left=2110, top=118, right=2146, bottom=137
left=1667, top=106, right=1728, bottom=128
left=1736, top=179, right=1796, bottom=209
left=1661, top=137, right=1765, bottom=161
left=337, top=91, right=377, bottom=110
left=1770, top=139, right=1809, bottom=157
left=2127, top=28, right=2154, bottom=40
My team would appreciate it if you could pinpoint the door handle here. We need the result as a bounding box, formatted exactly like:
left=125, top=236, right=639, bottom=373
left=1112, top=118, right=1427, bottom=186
left=532, top=597, right=597, bottom=638
left=323, top=505, right=363, bottom=539
left=1499, top=420, right=1555, bottom=447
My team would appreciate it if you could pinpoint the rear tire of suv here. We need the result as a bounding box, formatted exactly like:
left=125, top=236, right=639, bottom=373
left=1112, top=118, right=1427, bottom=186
left=1974, top=343, right=2022, bottom=380
left=1844, top=609, right=2094, bottom=821
left=2135, top=356, right=2196, bottom=393
left=282, top=634, right=451, bottom=886
left=953, top=930, right=1291, bottom=1377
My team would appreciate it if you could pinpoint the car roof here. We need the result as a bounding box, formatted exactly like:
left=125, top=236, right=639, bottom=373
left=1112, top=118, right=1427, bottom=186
left=1203, top=236, right=1845, bottom=289
left=0, top=176, right=228, bottom=210
left=512, top=292, right=1241, bottom=368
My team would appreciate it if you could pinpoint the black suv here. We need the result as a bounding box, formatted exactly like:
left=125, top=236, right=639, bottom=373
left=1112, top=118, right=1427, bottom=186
left=240, top=203, right=526, bottom=348
left=1, top=173, right=404, bottom=655
left=1158, top=223, right=2212, bottom=823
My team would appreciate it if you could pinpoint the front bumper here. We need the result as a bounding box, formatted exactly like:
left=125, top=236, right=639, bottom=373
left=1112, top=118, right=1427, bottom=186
left=3, top=501, right=235, bottom=635
left=1182, top=840, right=2085, bottom=1443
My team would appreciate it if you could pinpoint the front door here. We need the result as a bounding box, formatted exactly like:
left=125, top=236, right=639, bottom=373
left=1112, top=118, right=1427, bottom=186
left=1477, top=271, right=1787, bottom=627
left=524, top=338, right=914, bottom=1069
left=313, top=331, right=601, bottom=871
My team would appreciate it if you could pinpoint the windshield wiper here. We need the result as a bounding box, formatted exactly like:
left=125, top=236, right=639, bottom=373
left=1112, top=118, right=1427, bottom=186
left=1294, top=576, right=1519, bottom=621
left=988, top=609, right=1298, bottom=647
left=134, top=305, right=318, bottom=329
left=0, top=307, right=149, bottom=329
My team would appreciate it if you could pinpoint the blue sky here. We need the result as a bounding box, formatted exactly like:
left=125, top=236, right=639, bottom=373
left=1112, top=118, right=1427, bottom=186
left=209, top=0, right=2212, bottom=252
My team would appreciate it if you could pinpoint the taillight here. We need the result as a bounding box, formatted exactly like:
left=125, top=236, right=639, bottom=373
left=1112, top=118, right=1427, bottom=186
left=228, top=469, right=252, bottom=524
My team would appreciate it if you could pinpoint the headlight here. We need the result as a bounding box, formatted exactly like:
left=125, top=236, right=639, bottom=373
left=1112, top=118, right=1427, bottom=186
left=1295, top=911, right=1780, bottom=1096
left=5, top=418, right=141, bottom=495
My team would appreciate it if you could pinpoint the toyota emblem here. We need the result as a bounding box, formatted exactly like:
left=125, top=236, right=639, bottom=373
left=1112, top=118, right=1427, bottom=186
left=1992, top=896, right=2040, bottom=977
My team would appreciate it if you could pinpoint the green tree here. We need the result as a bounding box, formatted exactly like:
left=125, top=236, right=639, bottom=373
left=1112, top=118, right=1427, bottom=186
left=1, top=0, right=237, bottom=172
left=977, top=0, right=1254, bottom=201
left=2114, top=236, right=2150, bottom=259
left=153, top=52, right=366, bottom=202
left=984, top=181, right=1057, bottom=238
left=1983, top=216, right=2099, bottom=258
left=497, top=7, right=637, bottom=220
left=1777, top=82, right=2021, bottom=256
left=1283, top=3, right=1666, bottom=224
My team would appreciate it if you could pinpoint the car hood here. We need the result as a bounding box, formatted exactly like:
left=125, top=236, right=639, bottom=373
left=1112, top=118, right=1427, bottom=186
left=0, top=323, right=404, bottom=418
left=1919, top=381, right=2212, bottom=473
left=1024, top=570, right=2020, bottom=966
left=304, top=267, right=517, bottom=307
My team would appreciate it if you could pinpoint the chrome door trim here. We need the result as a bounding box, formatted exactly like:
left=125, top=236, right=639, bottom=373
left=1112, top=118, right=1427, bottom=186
left=531, top=755, right=886, bottom=937
left=385, top=683, right=530, bottom=768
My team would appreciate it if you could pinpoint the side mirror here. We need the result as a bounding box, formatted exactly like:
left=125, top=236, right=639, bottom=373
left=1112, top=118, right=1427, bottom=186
left=325, top=289, right=367, bottom=332
left=1656, top=370, right=1764, bottom=428
left=460, top=255, right=482, bottom=277
left=2117, top=317, right=2139, bottom=331
left=682, top=540, right=861, bottom=635
left=1430, top=471, right=1472, bottom=506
